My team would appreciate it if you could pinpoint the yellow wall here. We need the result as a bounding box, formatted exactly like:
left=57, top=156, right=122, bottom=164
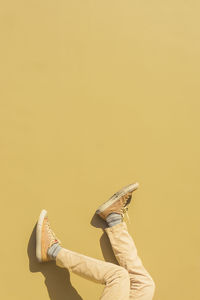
left=1, top=1, right=199, bottom=299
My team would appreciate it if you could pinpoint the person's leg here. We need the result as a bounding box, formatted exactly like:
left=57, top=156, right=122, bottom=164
left=96, top=183, right=156, bottom=300
left=36, top=209, right=130, bottom=300
left=55, top=247, right=130, bottom=300
left=105, top=222, right=155, bottom=300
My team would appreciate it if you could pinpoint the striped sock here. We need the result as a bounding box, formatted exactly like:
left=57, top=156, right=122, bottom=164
left=47, top=243, right=62, bottom=260
left=106, top=213, right=122, bottom=227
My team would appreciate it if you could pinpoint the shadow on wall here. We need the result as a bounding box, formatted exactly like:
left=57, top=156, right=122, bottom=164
left=27, top=224, right=83, bottom=300
left=90, top=214, right=118, bottom=265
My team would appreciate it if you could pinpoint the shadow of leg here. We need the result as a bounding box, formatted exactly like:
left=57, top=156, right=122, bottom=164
left=90, top=213, right=118, bottom=265
left=100, top=232, right=118, bottom=265
left=27, top=224, right=83, bottom=300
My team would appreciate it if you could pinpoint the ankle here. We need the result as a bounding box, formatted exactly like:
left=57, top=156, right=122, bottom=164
left=47, top=243, right=62, bottom=260
left=106, top=213, right=122, bottom=227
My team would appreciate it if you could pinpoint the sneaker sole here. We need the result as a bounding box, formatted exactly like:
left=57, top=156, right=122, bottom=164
left=36, top=209, right=48, bottom=262
left=95, top=182, right=139, bottom=214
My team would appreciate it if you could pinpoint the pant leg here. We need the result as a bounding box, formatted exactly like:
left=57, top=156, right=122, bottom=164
left=105, top=222, right=156, bottom=300
left=56, top=247, right=130, bottom=300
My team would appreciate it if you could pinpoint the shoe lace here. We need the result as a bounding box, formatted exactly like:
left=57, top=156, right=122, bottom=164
left=122, top=206, right=130, bottom=223
left=46, top=219, right=61, bottom=247
left=120, top=193, right=132, bottom=224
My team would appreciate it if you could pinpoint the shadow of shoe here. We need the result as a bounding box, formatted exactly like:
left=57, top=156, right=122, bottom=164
left=90, top=213, right=107, bottom=229
left=27, top=224, right=83, bottom=300
left=90, top=213, right=118, bottom=266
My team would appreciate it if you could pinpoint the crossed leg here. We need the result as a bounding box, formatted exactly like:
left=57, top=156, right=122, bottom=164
left=56, top=247, right=130, bottom=300
left=54, top=222, right=155, bottom=300
left=105, top=222, right=155, bottom=300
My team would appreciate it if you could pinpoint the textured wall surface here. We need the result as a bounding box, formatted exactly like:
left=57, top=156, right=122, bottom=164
left=0, top=1, right=200, bottom=299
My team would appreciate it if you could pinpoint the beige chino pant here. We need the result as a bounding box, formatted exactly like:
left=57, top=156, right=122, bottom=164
left=56, top=222, right=155, bottom=300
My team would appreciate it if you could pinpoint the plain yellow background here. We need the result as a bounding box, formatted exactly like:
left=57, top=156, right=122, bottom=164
left=0, top=1, right=200, bottom=299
